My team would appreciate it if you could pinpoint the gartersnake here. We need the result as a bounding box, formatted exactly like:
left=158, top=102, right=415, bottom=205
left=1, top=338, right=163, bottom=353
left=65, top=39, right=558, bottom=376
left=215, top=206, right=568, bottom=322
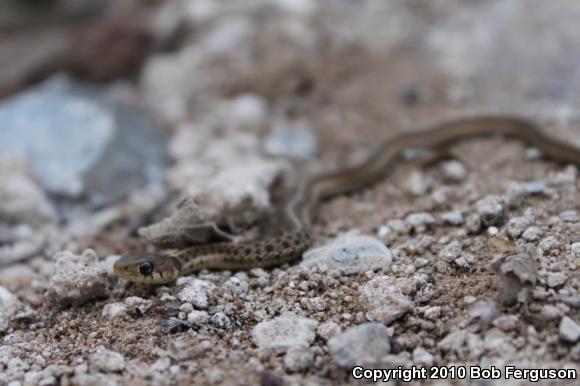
left=113, top=116, right=580, bottom=284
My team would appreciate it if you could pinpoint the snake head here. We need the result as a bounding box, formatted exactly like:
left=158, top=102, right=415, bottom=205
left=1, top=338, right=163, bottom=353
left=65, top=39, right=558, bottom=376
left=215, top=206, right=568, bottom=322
left=113, top=253, right=182, bottom=284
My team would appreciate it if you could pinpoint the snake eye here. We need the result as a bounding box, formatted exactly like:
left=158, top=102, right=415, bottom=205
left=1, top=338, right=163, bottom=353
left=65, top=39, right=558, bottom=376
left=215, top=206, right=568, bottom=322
left=139, top=262, right=154, bottom=276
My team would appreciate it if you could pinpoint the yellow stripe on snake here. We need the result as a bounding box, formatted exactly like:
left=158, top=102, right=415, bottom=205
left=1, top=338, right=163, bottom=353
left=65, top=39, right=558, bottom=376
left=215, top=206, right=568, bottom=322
left=113, top=116, right=580, bottom=284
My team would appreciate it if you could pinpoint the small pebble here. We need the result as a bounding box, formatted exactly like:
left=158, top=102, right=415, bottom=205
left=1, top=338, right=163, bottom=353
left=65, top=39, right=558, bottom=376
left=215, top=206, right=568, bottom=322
left=317, top=322, right=341, bottom=340
left=284, top=348, right=314, bottom=372
left=441, top=160, right=467, bottom=182
left=506, top=216, right=532, bottom=239
left=101, top=302, right=127, bottom=319
left=328, top=323, right=391, bottom=368
left=439, top=211, right=464, bottom=226
left=559, top=316, right=580, bottom=343
left=522, top=226, right=542, bottom=241
left=377, top=225, right=391, bottom=237
left=541, top=305, right=562, bottom=320
left=188, top=310, right=210, bottom=324
left=252, top=314, right=318, bottom=352
left=211, top=312, right=232, bottom=329
left=90, top=347, right=125, bottom=373
left=476, top=195, right=505, bottom=226
left=492, top=315, right=518, bottom=332
left=412, top=347, right=434, bottom=366
left=546, top=272, right=567, bottom=288
left=405, top=212, right=435, bottom=233
left=560, top=210, right=578, bottom=223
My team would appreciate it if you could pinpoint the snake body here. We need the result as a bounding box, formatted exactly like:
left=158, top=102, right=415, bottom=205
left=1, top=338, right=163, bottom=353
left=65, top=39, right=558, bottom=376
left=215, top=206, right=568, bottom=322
left=113, top=116, right=580, bottom=284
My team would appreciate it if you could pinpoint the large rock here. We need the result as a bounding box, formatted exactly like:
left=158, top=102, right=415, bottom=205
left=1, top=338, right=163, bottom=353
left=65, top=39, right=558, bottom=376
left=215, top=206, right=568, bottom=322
left=45, top=249, right=110, bottom=307
left=0, top=286, right=26, bottom=332
left=0, top=76, right=167, bottom=203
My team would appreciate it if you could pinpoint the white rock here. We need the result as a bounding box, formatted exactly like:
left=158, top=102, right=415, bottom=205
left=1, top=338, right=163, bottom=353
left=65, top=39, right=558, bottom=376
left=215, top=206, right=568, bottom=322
left=0, top=155, right=56, bottom=225
left=359, top=276, right=414, bottom=324
left=405, top=212, right=435, bottom=233
left=441, top=160, right=467, bottom=182
left=405, top=171, right=428, bottom=195
left=476, top=195, right=505, bottom=226
left=0, top=264, right=37, bottom=289
left=252, top=314, right=318, bottom=352
left=263, top=120, right=318, bottom=159
left=377, top=225, right=391, bottom=237
left=273, top=0, right=317, bottom=16
left=46, top=249, right=109, bottom=307
left=222, top=275, right=249, bottom=297
left=101, top=303, right=127, bottom=319
left=492, top=315, right=518, bottom=332
left=0, top=286, right=24, bottom=332
left=151, top=357, right=171, bottom=372
left=176, top=158, right=287, bottom=226
left=224, top=94, right=268, bottom=131
left=179, top=303, right=194, bottom=314
left=546, top=272, right=567, bottom=288
left=439, top=211, right=464, bottom=226
left=177, top=279, right=215, bottom=309
left=506, top=216, right=532, bottom=239
left=438, top=330, right=467, bottom=352
left=328, top=323, right=391, bottom=368
left=317, top=321, right=341, bottom=340
left=539, top=236, right=560, bottom=255
left=559, top=316, right=580, bottom=343
left=185, top=0, right=219, bottom=23
left=301, top=234, right=392, bottom=275
left=522, top=226, right=542, bottom=241
left=90, top=347, right=125, bottom=373
left=571, top=243, right=580, bottom=258
left=541, top=304, right=562, bottom=320
left=187, top=310, right=210, bottom=324
left=284, top=348, right=314, bottom=373
left=469, top=300, right=499, bottom=324
left=438, top=240, right=462, bottom=262
left=211, top=312, right=232, bottom=329
left=560, top=210, right=578, bottom=222
left=387, top=219, right=411, bottom=234
left=198, top=16, right=254, bottom=56
left=412, top=347, right=434, bottom=366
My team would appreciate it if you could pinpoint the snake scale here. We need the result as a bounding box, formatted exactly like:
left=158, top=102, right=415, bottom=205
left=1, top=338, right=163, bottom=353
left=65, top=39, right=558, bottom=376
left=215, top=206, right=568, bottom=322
left=113, top=116, right=580, bottom=284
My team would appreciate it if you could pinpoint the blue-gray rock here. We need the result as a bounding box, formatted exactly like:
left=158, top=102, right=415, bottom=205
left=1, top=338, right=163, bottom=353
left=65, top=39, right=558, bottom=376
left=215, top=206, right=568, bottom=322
left=263, top=120, right=318, bottom=159
left=301, top=234, right=392, bottom=275
left=0, top=76, right=167, bottom=204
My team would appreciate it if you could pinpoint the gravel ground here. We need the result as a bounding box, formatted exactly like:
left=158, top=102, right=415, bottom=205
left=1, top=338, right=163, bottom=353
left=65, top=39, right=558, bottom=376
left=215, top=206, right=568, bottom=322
left=2, top=1, right=580, bottom=385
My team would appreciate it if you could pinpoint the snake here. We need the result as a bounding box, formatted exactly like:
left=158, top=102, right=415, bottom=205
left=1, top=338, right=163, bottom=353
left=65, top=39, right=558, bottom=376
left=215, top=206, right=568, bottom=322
left=113, top=116, right=580, bottom=284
